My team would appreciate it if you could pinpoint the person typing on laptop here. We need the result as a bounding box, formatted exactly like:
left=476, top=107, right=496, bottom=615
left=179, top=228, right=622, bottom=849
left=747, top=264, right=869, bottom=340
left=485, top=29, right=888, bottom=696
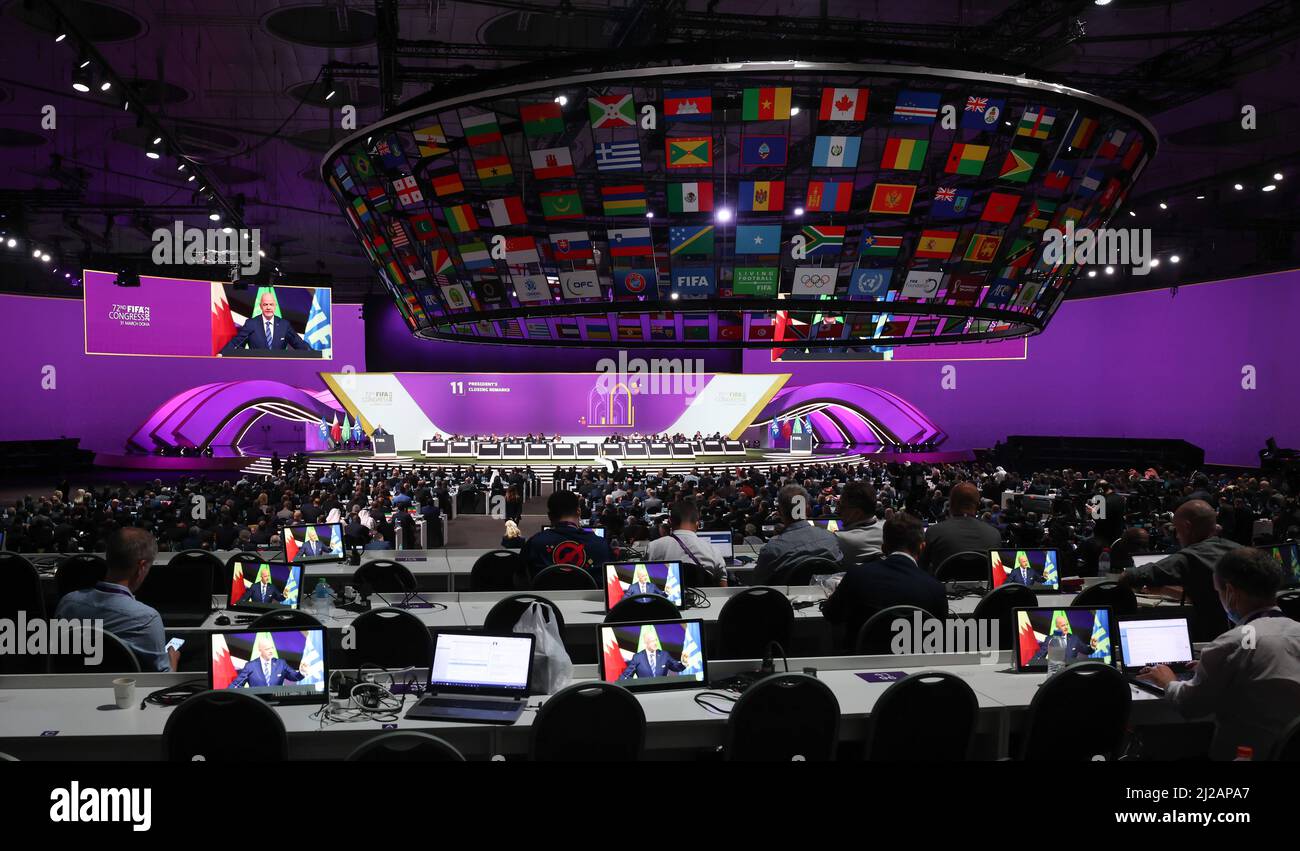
left=645, top=498, right=727, bottom=586
left=1137, top=548, right=1300, bottom=760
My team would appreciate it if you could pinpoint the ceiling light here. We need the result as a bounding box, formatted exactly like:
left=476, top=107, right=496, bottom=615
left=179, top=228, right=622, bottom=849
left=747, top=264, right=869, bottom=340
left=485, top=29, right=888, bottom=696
left=1262, top=184, right=1276, bottom=192
left=99, top=80, right=111, bottom=92
left=1170, top=255, right=1181, bottom=263
left=1158, top=202, right=1167, bottom=210
left=790, top=106, right=800, bottom=116
left=1094, top=0, right=1112, bottom=5
left=645, top=211, right=654, bottom=218
left=715, top=208, right=733, bottom=223
left=5, top=238, right=15, bottom=248
left=1233, top=183, right=1243, bottom=191
left=152, top=136, right=162, bottom=145
left=793, top=207, right=804, bottom=216
left=1128, top=210, right=1136, bottom=217
left=209, top=211, right=221, bottom=222
left=1273, top=172, right=1283, bottom=181
left=670, top=292, right=680, bottom=300
left=40, top=254, right=51, bottom=263
left=1196, top=195, right=1205, bottom=200
left=55, top=32, right=67, bottom=43
left=1104, top=266, right=1114, bottom=275
left=554, top=95, right=568, bottom=106
left=1150, top=258, right=1160, bottom=267
left=1087, top=270, right=1096, bottom=278
left=32, top=248, right=41, bottom=258
left=71, top=66, right=91, bottom=92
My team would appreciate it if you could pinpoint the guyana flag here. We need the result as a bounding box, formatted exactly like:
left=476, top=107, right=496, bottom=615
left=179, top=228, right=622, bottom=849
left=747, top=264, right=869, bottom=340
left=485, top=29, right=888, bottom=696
left=999, top=149, right=1038, bottom=183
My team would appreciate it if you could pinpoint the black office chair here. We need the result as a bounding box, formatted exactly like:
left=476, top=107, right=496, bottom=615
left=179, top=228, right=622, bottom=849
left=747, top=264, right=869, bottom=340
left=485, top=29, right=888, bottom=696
left=135, top=548, right=216, bottom=609
left=716, top=587, right=794, bottom=659
left=347, top=607, right=432, bottom=669
left=863, top=671, right=979, bottom=761
left=972, top=583, right=1039, bottom=652
left=354, top=559, right=417, bottom=595
left=1019, top=661, right=1131, bottom=761
left=855, top=605, right=935, bottom=655
left=221, top=551, right=262, bottom=594
left=470, top=549, right=525, bottom=592
left=1271, top=715, right=1300, bottom=760
left=1277, top=590, right=1300, bottom=622
left=0, top=552, right=46, bottom=673
left=532, top=564, right=597, bottom=591
left=162, top=689, right=288, bottom=761
left=935, top=551, right=990, bottom=582
left=530, top=682, right=646, bottom=761
left=604, top=593, right=681, bottom=624
left=724, top=673, right=840, bottom=761
left=785, top=557, right=842, bottom=586
left=249, top=609, right=326, bottom=630
left=54, top=553, right=107, bottom=599
left=346, top=732, right=466, bottom=762
left=1072, top=580, right=1138, bottom=616
left=483, top=594, right=566, bottom=633
left=48, top=627, right=142, bottom=673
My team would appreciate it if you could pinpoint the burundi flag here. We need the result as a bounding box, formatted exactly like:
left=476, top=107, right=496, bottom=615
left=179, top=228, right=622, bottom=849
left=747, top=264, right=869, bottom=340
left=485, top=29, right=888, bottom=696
left=305, top=288, right=332, bottom=353
left=588, top=94, right=636, bottom=128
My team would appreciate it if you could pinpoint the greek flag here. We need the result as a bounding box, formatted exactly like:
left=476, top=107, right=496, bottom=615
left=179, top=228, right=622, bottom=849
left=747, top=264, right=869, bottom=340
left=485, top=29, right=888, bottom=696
left=305, top=288, right=332, bottom=354
left=299, top=630, right=324, bottom=685
left=680, top=623, right=703, bottom=678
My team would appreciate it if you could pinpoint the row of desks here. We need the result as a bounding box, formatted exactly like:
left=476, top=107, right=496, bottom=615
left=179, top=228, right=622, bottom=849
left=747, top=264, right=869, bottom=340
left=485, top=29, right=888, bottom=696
left=0, top=651, right=1183, bottom=760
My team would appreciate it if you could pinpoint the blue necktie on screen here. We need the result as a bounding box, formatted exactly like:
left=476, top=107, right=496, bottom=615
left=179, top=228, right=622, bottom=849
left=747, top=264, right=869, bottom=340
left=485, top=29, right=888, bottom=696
left=265, top=320, right=273, bottom=348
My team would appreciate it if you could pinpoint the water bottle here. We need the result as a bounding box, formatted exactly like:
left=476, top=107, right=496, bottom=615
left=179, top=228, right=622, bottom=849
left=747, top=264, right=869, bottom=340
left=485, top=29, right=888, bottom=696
left=1047, top=633, right=1068, bottom=675
left=1099, top=548, right=1112, bottom=574
left=311, top=578, right=332, bottom=615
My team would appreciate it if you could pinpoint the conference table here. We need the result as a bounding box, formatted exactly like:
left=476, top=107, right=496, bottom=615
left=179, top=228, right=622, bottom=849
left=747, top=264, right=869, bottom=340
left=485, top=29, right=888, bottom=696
left=0, top=650, right=1187, bottom=761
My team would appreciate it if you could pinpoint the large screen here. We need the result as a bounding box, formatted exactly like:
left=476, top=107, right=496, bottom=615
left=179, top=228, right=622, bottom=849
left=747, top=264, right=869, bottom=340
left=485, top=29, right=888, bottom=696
left=84, top=270, right=333, bottom=359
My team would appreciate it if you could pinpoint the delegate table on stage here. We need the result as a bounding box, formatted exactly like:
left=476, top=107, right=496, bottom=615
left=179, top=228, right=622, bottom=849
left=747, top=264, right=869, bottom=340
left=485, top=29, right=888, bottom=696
left=0, top=651, right=1186, bottom=761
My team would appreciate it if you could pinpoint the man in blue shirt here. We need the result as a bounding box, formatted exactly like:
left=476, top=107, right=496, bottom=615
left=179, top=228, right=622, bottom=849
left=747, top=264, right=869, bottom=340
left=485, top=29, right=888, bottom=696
left=54, top=528, right=178, bottom=672
left=522, top=490, right=614, bottom=581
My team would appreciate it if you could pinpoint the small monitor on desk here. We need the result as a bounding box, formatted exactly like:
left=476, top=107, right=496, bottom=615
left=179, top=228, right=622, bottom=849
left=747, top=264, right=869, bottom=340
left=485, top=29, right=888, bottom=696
left=604, top=561, right=683, bottom=609
left=599, top=619, right=706, bottom=692
left=991, top=549, right=1060, bottom=591
left=1012, top=607, right=1114, bottom=672
left=1263, top=540, right=1300, bottom=588
left=228, top=559, right=304, bottom=613
left=209, top=627, right=328, bottom=703
left=281, top=522, right=345, bottom=563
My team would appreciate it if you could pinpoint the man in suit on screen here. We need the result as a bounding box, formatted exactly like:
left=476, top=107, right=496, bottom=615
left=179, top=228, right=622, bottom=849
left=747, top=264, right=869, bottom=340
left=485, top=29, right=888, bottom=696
left=222, top=291, right=309, bottom=354
left=298, top=526, right=326, bottom=558
left=239, top=565, right=284, bottom=605
left=627, top=564, right=667, bottom=598
left=618, top=629, right=688, bottom=680
left=228, top=635, right=308, bottom=688
left=1006, top=551, right=1038, bottom=586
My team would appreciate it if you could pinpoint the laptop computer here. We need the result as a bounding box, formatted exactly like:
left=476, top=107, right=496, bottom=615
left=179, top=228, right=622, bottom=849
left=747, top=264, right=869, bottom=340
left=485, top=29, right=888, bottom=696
left=696, top=530, right=747, bottom=566
left=990, top=549, right=1061, bottom=593
left=598, top=618, right=707, bottom=692
left=1117, top=616, right=1195, bottom=695
left=405, top=631, right=534, bottom=724
left=208, top=627, right=329, bottom=704
left=1263, top=540, right=1300, bottom=589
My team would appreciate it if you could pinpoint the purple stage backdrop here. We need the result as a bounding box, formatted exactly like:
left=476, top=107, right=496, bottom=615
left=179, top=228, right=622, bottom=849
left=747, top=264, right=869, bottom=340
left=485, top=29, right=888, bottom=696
left=745, top=269, right=1300, bottom=467
left=0, top=292, right=365, bottom=454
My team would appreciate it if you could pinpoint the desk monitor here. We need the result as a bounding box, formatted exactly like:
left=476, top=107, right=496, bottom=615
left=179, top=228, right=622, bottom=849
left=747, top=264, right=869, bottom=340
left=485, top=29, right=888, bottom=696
left=599, top=619, right=706, bottom=692
left=1263, top=540, right=1300, bottom=587
left=991, top=549, right=1060, bottom=591
left=228, top=559, right=304, bottom=613
left=604, top=561, right=683, bottom=609
left=281, top=522, right=345, bottom=563
left=1012, top=607, right=1114, bottom=672
left=1116, top=617, right=1194, bottom=673
left=209, top=627, right=328, bottom=702
left=428, top=631, right=534, bottom=697
left=696, top=530, right=733, bottom=559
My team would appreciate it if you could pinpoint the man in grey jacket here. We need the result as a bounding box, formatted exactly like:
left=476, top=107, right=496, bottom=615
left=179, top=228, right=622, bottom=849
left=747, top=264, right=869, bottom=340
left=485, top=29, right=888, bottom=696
left=753, top=484, right=842, bottom=585
left=1139, top=548, right=1300, bottom=760
left=834, top=480, right=883, bottom=569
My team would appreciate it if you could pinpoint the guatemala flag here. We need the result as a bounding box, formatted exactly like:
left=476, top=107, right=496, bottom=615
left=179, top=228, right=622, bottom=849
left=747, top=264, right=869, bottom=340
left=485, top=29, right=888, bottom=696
left=305, top=288, right=333, bottom=355
left=299, top=630, right=324, bottom=685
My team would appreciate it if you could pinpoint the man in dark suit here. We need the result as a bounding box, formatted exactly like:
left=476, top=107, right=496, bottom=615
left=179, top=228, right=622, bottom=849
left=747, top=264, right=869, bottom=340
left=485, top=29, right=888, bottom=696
left=239, top=565, right=284, bottom=605
left=222, top=291, right=309, bottom=354
left=228, top=635, right=307, bottom=688
left=627, top=565, right=666, bottom=598
left=1004, top=550, right=1039, bottom=586
left=618, top=630, right=688, bottom=680
left=922, top=482, right=1002, bottom=573
left=822, top=513, right=948, bottom=652
left=1029, top=613, right=1096, bottom=663
left=297, top=526, right=326, bottom=558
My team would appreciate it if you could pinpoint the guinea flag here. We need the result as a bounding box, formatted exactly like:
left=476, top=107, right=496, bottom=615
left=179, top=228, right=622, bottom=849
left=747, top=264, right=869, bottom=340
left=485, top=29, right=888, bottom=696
left=667, top=182, right=713, bottom=213
left=742, top=86, right=792, bottom=120
left=881, top=137, right=928, bottom=171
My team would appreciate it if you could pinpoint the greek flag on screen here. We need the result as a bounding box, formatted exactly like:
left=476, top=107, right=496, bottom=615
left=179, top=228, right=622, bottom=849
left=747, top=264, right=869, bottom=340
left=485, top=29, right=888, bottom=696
left=306, top=288, right=333, bottom=354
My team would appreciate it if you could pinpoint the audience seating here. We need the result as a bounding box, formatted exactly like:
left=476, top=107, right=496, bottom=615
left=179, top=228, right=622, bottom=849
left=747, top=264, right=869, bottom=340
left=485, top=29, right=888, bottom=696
left=354, top=559, right=417, bottom=594
left=47, top=627, right=142, bottom=674
left=249, top=609, right=326, bottom=630
left=855, top=605, right=934, bottom=655
left=1019, top=661, right=1131, bottom=761
left=716, top=587, right=794, bottom=658
left=54, top=553, right=107, bottom=599
left=724, top=673, right=840, bottom=761
left=0, top=553, right=45, bottom=674
left=604, top=593, right=680, bottom=624
left=347, top=607, right=432, bottom=669
left=530, top=682, right=646, bottom=761
left=863, top=671, right=980, bottom=761
left=470, top=549, right=525, bottom=591
left=785, top=557, right=842, bottom=586
left=935, top=551, right=990, bottom=582
left=1073, top=580, right=1138, bottom=616
left=532, top=564, right=597, bottom=591
left=162, top=690, right=288, bottom=761
left=972, top=583, right=1039, bottom=651
left=346, top=732, right=466, bottom=762
left=483, top=594, right=565, bottom=633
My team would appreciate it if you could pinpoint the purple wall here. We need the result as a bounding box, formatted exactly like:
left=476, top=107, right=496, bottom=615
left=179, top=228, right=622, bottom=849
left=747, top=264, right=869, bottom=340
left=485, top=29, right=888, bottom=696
left=746, top=270, right=1300, bottom=467
left=0, top=292, right=366, bottom=454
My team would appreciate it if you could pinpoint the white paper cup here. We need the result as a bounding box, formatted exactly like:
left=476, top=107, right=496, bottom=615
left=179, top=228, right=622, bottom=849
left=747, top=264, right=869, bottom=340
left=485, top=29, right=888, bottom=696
left=112, top=677, right=136, bottom=709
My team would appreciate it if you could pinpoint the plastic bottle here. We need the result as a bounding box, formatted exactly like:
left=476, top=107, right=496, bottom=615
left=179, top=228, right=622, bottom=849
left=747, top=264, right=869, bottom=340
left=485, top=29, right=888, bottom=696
left=1233, top=746, right=1253, bottom=761
left=1047, top=633, right=1068, bottom=675
left=1099, top=548, right=1112, bottom=574
left=311, top=578, right=332, bottom=614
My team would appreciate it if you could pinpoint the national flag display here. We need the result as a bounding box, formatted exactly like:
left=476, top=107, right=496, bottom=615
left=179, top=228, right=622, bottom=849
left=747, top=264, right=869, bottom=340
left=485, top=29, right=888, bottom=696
left=981, top=191, right=1020, bottom=224
left=931, top=186, right=973, bottom=219
left=740, top=135, right=789, bottom=166
left=1098, top=129, right=1127, bottom=158
left=666, top=136, right=711, bottom=168
left=819, top=87, right=868, bottom=121
left=868, top=183, right=917, bottom=215
left=502, top=236, right=540, bottom=265
left=945, top=142, right=989, bottom=175
left=474, top=153, right=513, bottom=186
left=392, top=175, right=423, bottom=207
left=881, top=137, right=928, bottom=171
left=607, top=227, right=653, bottom=257
left=540, top=190, right=583, bottom=219
left=805, top=180, right=852, bottom=212
left=961, top=96, right=1004, bottom=130
left=667, top=182, right=713, bottom=213
left=812, top=135, right=861, bottom=168
left=443, top=203, right=477, bottom=234
left=742, top=86, right=792, bottom=120
left=460, top=111, right=502, bottom=146
left=529, top=146, right=574, bottom=179
left=588, top=94, right=636, bottom=128
left=915, top=230, right=957, bottom=259
left=413, top=124, right=449, bottom=157
left=965, top=233, right=1002, bottom=263
left=1016, top=106, right=1056, bottom=139
left=669, top=225, right=715, bottom=256
left=999, top=149, right=1038, bottom=183
left=1070, top=115, right=1099, bottom=149
left=892, top=90, right=941, bottom=123
left=801, top=224, right=845, bottom=257
left=428, top=165, right=464, bottom=197
left=664, top=89, right=712, bottom=120
left=860, top=230, right=903, bottom=257
left=520, top=102, right=564, bottom=137
left=734, top=225, right=782, bottom=254
left=739, top=180, right=785, bottom=212
left=549, top=230, right=593, bottom=261
left=594, top=140, right=642, bottom=172
left=601, top=184, right=647, bottom=216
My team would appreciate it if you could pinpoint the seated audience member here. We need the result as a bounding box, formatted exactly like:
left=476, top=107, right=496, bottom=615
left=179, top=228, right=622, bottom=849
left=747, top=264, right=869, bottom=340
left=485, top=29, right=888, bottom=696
left=1139, top=548, right=1300, bottom=760
left=834, top=481, right=883, bottom=568
left=1108, top=526, right=1151, bottom=572
left=646, top=498, right=727, bottom=586
left=522, top=489, right=614, bottom=581
left=53, top=528, right=178, bottom=672
left=821, top=513, right=948, bottom=651
left=501, top=519, right=524, bottom=550
left=922, top=482, right=1002, bottom=573
left=753, top=484, right=843, bottom=585
left=1119, top=499, right=1241, bottom=641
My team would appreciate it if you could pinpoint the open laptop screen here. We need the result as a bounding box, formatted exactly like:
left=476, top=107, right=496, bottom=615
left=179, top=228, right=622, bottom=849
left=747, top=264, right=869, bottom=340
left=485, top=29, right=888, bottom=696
left=210, top=628, right=328, bottom=699
left=1264, top=540, right=1300, bottom=588
left=696, top=530, right=733, bottom=558
left=1117, top=617, right=1194, bottom=671
left=429, top=632, right=533, bottom=696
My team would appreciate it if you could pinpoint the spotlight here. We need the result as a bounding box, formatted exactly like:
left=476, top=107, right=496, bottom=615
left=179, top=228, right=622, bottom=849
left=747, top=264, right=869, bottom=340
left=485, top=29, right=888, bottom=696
left=1263, top=184, right=1276, bottom=192
left=6, top=238, right=15, bottom=248
left=40, top=253, right=51, bottom=263
left=32, top=248, right=41, bottom=258
left=554, top=95, right=568, bottom=106
left=208, top=198, right=222, bottom=222
left=1170, top=255, right=1181, bottom=263
left=1104, top=266, right=1114, bottom=275
left=152, top=136, right=162, bottom=145
left=222, top=226, right=233, bottom=234
left=1094, top=0, right=1112, bottom=5
left=715, top=208, right=733, bottom=223
left=793, top=207, right=804, bottom=216
left=1087, top=270, right=1097, bottom=278
left=55, top=32, right=67, bottom=43
left=79, top=58, right=90, bottom=69
left=1273, top=172, right=1284, bottom=181
left=645, top=211, right=654, bottom=218
left=187, top=175, right=195, bottom=182
left=1234, top=183, right=1244, bottom=190
left=790, top=106, right=800, bottom=116
left=1196, top=195, right=1205, bottom=200
left=1128, top=210, right=1136, bottom=217
left=146, top=138, right=162, bottom=160
left=71, top=65, right=91, bottom=92
left=1150, top=258, right=1160, bottom=267
left=99, top=80, right=111, bottom=92
left=670, top=292, right=680, bottom=300
left=1158, top=202, right=1167, bottom=210
left=177, top=162, right=186, bottom=171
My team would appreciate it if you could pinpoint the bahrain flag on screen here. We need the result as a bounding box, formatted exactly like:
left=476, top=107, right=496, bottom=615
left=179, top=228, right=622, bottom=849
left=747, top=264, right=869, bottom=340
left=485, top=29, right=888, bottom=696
left=284, top=528, right=300, bottom=562
left=230, top=562, right=250, bottom=603
left=211, top=634, right=238, bottom=689
left=602, top=630, right=627, bottom=681
left=605, top=566, right=625, bottom=608
left=211, top=282, right=238, bottom=355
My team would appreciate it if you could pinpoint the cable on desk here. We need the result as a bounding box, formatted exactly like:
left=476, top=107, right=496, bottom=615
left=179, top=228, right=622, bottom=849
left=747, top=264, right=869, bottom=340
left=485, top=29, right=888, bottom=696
left=693, top=691, right=738, bottom=715
left=682, top=588, right=710, bottom=610
left=140, top=678, right=208, bottom=710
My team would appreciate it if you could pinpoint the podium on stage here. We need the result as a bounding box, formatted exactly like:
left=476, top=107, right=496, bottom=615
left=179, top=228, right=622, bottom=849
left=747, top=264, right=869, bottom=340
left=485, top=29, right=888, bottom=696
left=372, top=433, right=397, bottom=458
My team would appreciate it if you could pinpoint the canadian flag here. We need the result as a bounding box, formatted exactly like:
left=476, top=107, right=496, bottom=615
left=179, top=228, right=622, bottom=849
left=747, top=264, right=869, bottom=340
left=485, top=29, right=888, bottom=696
left=229, top=562, right=250, bottom=605
left=819, top=87, right=868, bottom=121
left=212, top=634, right=238, bottom=689
left=602, top=629, right=628, bottom=682
left=210, top=282, right=238, bottom=354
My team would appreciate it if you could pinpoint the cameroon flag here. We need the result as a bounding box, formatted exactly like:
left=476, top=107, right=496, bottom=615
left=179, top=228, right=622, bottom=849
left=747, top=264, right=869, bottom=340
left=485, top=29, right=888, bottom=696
left=881, top=138, right=928, bottom=171
left=742, top=87, right=792, bottom=120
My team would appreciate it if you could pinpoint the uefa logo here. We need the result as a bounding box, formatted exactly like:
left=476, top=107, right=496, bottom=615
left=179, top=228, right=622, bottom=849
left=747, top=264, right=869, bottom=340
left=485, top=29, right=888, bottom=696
left=624, top=271, right=647, bottom=294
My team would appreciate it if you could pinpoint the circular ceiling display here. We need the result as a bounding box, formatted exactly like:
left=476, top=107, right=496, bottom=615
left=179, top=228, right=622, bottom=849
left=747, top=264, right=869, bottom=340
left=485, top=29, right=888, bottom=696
left=11, top=0, right=146, bottom=42
left=263, top=5, right=377, bottom=48
left=321, top=58, right=1155, bottom=349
